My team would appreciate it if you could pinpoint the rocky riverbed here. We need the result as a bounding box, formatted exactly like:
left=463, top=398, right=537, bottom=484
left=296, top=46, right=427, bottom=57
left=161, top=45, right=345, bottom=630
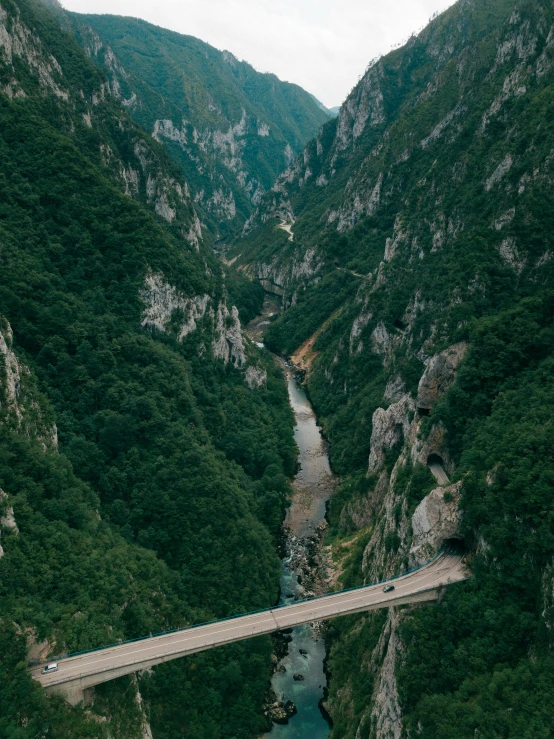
left=263, top=366, right=335, bottom=738
left=246, top=297, right=336, bottom=737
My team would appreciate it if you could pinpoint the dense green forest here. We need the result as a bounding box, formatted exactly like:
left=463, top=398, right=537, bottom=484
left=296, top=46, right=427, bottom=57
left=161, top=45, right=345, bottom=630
left=3, top=0, right=554, bottom=735
left=0, top=0, right=296, bottom=736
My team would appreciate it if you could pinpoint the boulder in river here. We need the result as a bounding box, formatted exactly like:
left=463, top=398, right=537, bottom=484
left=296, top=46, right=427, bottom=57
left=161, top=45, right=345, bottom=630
left=293, top=673, right=305, bottom=681
left=269, top=699, right=297, bottom=725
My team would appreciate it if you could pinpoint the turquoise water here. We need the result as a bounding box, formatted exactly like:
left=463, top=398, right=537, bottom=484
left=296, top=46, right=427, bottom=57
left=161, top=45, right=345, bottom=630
left=265, top=372, right=332, bottom=739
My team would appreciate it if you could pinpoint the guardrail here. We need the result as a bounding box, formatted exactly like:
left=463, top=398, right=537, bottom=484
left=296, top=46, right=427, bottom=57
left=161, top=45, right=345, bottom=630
left=30, top=550, right=450, bottom=669
left=35, top=583, right=446, bottom=690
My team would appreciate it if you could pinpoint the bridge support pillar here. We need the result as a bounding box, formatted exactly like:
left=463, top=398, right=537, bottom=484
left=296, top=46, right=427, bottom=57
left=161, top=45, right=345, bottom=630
left=47, top=680, right=86, bottom=706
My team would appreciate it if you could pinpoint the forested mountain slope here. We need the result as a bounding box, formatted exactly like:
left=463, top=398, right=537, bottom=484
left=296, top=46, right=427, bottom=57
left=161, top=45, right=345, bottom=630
left=0, top=0, right=295, bottom=736
left=230, top=0, right=554, bottom=735
left=59, top=10, right=330, bottom=240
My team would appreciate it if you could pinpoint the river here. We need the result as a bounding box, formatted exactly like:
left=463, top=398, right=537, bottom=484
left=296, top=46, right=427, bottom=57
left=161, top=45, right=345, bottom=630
left=246, top=301, right=335, bottom=737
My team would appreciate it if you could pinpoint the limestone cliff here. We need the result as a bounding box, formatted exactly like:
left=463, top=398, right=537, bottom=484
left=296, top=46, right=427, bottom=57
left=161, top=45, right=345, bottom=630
left=65, top=12, right=330, bottom=238
left=140, top=271, right=269, bottom=384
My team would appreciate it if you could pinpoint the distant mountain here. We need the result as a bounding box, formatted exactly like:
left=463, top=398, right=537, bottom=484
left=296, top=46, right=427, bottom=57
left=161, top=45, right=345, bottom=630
left=311, top=94, right=340, bottom=117
left=64, top=13, right=331, bottom=240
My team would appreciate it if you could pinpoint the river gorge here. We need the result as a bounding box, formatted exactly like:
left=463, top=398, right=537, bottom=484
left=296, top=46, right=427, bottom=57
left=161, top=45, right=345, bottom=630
left=247, top=304, right=336, bottom=737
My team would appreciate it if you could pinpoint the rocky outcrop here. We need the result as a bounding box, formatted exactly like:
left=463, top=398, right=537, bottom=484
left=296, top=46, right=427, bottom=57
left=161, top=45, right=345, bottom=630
left=140, top=272, right=248, bottom=370
left=416, top=342, right=468, bottom=412
left=334, top=60, right=385, bottom=155
left=25, top=628, right=53, bottom=663
left=263, top=688, right=297, bottom=725
left=542, top=561, right=554, bottom=640
left=135, top=678, right=154, bottom=739
left=0, top=487, right=18, bottom=559
left=409, top=482, right=462, bottom=566
left=369, top=610, right=403, bottom=739
left=0, top=319, right=58, bottom=449
left=212, top=304, right=246, bottom=368
left=368, top=395, right=415, bottom=474
left=140, top=272, right=210, bottom=338
left=245, top=366, right=267, bottom=389
left=0, top=318, right=24, bottom=424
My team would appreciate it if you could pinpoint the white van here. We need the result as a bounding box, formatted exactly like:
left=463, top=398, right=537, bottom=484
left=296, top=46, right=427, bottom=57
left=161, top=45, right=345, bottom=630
left=41, top=662, right=58, bottom=674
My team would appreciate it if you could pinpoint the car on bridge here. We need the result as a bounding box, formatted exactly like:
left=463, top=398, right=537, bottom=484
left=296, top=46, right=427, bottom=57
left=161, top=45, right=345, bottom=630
left=382, top=584, right=395, bottom=593
left=41, top=663, right=58, bottom=674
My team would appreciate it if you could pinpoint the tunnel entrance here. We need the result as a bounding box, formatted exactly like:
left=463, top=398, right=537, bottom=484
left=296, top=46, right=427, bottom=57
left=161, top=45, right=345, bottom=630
left=427, top=453, right=450, bottom=485
left=427, top=453, right=444, bottom=467
left=443, top=537, right=465, bottom=555
left=417, top=407, right=430, bottom=416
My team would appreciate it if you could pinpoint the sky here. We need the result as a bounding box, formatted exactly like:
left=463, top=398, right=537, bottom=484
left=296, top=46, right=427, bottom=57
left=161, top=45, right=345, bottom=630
left=60, top=0, right=457, bottom=108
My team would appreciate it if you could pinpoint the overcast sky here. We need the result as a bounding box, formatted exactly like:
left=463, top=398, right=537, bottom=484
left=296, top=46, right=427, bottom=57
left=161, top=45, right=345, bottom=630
left=60, top=0, right=457, bottom=108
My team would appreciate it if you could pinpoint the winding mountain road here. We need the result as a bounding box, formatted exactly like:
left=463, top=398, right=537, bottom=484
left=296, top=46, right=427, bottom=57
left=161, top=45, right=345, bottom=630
left=278, top=221, right=294, bottom=241
left=30, top=551, right=468, bottom=704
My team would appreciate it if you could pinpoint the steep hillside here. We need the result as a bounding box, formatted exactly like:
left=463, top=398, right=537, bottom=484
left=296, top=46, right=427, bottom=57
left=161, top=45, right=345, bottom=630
left=230, top=0, right=554, bottom=735
left=61, top=11, right=330, bottom=240
left=0, top=0, right=295, bottom=736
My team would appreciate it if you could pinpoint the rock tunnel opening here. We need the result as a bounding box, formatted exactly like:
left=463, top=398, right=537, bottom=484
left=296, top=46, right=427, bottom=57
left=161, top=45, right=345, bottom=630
left=442, top=537, right=465, bottom=555
left=417, top=407, right=430, bottom=416
left=427, top=453, right=450, bottom=485
left=427, top=453, right=444, bottom=467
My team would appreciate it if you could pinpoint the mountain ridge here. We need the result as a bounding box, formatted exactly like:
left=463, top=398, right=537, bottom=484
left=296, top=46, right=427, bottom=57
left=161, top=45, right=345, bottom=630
left=62, top=10, right=331, bottom=240
left=229, top=0, right=554, bottom=734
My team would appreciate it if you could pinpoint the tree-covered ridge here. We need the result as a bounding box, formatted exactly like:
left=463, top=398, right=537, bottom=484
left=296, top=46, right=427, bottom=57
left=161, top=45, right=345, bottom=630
left=62, top=10, right=330, bottom=240
left=0, top=0, right=207, bottom=248
left=0, top=0, right=296, bottom=736
left=230, top=0, right=554, bottom=735
left=234, top=0, right=554, bottom=473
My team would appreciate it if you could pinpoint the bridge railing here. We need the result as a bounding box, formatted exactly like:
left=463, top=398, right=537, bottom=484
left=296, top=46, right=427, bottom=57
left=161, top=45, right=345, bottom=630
left=29, top=549, right=448, bottom=668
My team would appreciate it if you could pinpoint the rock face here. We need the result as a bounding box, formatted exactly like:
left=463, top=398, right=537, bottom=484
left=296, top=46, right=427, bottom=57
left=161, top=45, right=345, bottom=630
left=212, top=304, right=247, bottom=368
left=368, top=395, right=415, bottom=473
left=332, top=350, right=466, bottom=736
left=369, top=610, right=403, bottom=739
left=0, top=318, right=24, bottom=423
left=135, top=680, right=154, bottom=739
left=140, top=272, right=210, bottom=338
left=0, top=487, right=18, bottom=560
left=543, top=561, right=554, bottom=638
left=245, top=366, right=267, bottom=389
left=140, top=272, right=262, bottom=376
left=416, top=342, right=468, bottom=411
left=0, top=318, right=58, bottom=449
left=410, top=482, right=462, bottom=566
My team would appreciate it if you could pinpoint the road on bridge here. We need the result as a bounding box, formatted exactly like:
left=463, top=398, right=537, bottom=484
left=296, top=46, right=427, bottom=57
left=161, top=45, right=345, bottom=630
left=31, top=550, right=468, bottom=703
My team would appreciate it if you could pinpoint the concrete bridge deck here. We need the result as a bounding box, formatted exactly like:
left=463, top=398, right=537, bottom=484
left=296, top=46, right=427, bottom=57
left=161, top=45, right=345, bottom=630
left=30, top=550, right=468, bottom=704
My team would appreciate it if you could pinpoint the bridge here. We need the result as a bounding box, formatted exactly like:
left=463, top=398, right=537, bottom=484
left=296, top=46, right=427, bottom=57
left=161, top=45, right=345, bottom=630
left=30, top=550, right=468, bottom=704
